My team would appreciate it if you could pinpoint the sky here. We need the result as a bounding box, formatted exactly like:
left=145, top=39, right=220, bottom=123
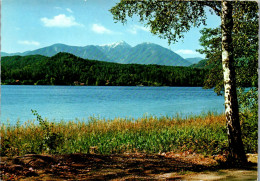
left=2, top=0, right=221, bottom=58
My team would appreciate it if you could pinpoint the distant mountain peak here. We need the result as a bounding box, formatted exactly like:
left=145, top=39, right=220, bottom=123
left=101, top=41, right=131, bottom=48
left=1, top=41, right=198, bottom=67
left=137, top=42, right=161, bottom=48
left=50, top=43, right=68, bottom=47
left=116, top=40, right=128, bottom=45
left=141, top=42, right=153, bottom=45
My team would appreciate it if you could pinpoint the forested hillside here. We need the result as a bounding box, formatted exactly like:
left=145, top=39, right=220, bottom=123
left=2, top=52, right=207, bottom=86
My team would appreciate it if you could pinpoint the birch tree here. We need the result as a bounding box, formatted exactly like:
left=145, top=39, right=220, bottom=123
left=221, top=1, right=246, bottom=163
left=110, top=0, right=256, bottom=163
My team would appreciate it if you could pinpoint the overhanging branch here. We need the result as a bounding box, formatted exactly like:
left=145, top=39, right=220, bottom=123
left=202, top=1, right=221, bottom=16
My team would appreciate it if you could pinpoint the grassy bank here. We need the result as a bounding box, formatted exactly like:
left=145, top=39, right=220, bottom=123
left=1, top=113, right=230, bottom=156
left=0, top=112, right=256, bottom=157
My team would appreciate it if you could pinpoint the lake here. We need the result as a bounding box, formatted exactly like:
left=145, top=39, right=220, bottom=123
left=1, top=85, right=224, bottom=125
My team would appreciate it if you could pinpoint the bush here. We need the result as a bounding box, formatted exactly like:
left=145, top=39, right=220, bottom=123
left=238, top=88, right=258, bottom=153
left=31, top=110, right=64, bottom=154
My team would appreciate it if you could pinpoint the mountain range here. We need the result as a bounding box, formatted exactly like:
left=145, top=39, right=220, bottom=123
left=1, top=41, right=203, bottom=66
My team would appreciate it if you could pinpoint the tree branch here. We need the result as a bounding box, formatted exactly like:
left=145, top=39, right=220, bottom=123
left=202, top=1, right=221, bottom=16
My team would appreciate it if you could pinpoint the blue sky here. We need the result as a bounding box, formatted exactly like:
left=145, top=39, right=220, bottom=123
left=2, top=0, right=221, bottom=58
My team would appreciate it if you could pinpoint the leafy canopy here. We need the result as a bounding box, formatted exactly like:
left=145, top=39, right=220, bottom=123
left=197, top=1, right=258, bottom=94
left=111, top=0, right=258, bottom=93
left=110, top=1, right=221, bottom=44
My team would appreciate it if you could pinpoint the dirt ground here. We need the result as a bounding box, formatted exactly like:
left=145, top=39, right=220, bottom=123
left=0, top=152, right=257, bottom=180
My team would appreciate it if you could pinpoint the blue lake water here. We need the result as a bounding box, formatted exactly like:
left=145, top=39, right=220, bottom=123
left=1, top=85, right=225, bottom=125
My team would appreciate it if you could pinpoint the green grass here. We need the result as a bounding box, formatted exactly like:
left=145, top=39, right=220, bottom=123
left=1, top=113, right=234, bottom=157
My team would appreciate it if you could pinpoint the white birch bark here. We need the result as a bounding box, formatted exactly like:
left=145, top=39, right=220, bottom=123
left=221, top=1, right=247, bottom=163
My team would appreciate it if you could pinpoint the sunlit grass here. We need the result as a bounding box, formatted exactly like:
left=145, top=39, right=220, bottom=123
left=0, top=113, right=234, bottom=157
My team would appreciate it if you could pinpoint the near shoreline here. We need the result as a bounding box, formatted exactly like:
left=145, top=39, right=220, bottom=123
left=1, top=113, right=257, bottom=180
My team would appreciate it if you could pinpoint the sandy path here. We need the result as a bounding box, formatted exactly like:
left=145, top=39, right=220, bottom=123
left=1, top=153, right=257, bottom=180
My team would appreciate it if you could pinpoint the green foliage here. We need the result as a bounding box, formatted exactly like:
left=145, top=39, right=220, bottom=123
left=238, top=88, right=258, bottom=153
left=196, top=1, right=258, bottom=153
left=189, top=59, right=212, bottom=69
left=1, top=53, right=207, bottom=87
left=110, top=1, right=221, bottom=44
left=31, top=110, right=64, bottom=154
left=197, top=1, right=258, bottom=95
left=110, top=1, right=258, bottom=93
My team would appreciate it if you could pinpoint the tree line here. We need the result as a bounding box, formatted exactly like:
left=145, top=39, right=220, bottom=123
left=2, top=52, right=208, bottom=87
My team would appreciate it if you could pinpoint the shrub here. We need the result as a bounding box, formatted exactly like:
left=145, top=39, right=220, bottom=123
left=238, top=88, right=258, bottom=153
left=31, top=110, right=64, bottom=154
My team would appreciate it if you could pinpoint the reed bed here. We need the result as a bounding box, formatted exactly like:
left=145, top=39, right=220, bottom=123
left=1, top=113, right=229, bottom=156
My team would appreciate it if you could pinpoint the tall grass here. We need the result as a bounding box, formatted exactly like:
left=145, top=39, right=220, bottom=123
left=1, top=113, right=234, bottom=157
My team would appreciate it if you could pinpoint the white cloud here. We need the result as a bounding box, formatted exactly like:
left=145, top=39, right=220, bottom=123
left=91, top=24, right=112, bottom=34
left=41, top=14, right=82, bottom=27
left=128, top=25, right=150, bottom=34
left=66, top=8, right=73, bottom=13
left=18, top=40, right=40, bottom=46
left=54, top=7, right=73, bottom=13
left=175, top=49, right=198, bottom=55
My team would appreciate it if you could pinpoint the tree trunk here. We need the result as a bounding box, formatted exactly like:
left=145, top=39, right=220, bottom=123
left=221, top=1, right=247, bottom=163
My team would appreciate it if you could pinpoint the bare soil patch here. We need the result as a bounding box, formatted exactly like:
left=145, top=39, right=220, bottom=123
left=1, top=152, right=257, bottom=180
